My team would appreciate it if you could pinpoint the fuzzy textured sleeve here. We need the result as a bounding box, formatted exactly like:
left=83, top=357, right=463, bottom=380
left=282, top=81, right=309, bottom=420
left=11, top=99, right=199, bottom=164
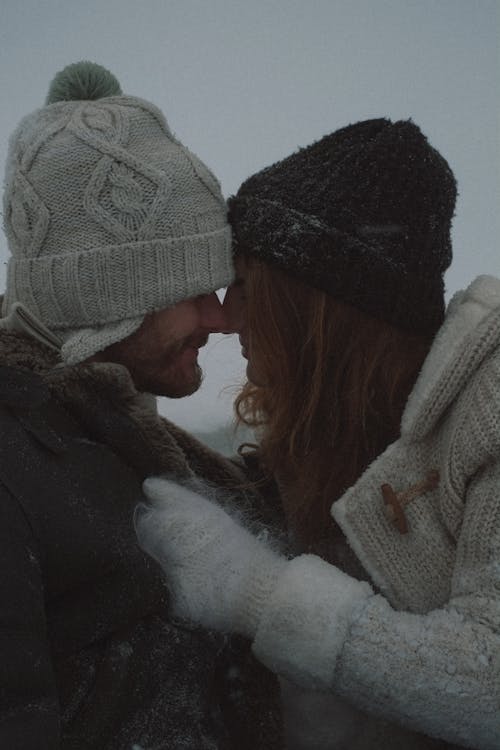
left=252, top=461, right=500, bottom=750
left=137, top=468, right=499, bottom=749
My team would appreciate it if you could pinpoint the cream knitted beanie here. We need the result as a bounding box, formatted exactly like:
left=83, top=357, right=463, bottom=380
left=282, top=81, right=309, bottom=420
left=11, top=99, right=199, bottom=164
left=2, top=61, right=233, bottom=363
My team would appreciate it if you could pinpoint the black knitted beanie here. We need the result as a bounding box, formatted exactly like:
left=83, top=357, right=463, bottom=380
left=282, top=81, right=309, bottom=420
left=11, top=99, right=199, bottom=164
left=228, top=118, right=457, bottom=334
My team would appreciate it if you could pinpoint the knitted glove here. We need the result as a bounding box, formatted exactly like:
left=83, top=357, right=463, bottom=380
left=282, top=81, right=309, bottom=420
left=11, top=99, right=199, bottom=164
left=136, top=478, right=287, bottom=638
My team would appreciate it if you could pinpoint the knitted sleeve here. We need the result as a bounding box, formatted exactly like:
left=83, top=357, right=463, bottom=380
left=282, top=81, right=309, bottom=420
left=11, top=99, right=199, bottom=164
left=252, top=460, right=500, bottom=750
left=0, top=483, right=60, bottom=749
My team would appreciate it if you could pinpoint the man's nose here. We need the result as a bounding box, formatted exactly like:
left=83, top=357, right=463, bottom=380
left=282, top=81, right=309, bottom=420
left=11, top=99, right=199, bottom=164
left=197, top=292, right=235, bottom=333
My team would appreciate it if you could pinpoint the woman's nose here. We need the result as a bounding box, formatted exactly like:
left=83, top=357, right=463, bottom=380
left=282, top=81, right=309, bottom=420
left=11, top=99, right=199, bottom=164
left=221, top=283, right=246, bottom=333
left=197, top=292, right=235, bottom=333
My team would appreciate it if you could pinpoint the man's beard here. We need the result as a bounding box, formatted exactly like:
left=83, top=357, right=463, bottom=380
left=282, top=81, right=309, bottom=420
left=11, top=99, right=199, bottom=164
left=130, top=333, right=208, bottom=398
left=156, top=359, right=203, bottom=398
left=98, top=328, right=209, bottom=398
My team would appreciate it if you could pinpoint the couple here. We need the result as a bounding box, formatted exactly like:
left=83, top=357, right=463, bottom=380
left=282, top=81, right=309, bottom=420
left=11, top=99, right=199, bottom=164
left=0, top=61, right=497, bottom=750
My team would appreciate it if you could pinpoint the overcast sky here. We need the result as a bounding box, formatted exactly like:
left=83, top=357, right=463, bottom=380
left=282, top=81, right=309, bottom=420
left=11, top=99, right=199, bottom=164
left=1, top=0, right=498, bottom=440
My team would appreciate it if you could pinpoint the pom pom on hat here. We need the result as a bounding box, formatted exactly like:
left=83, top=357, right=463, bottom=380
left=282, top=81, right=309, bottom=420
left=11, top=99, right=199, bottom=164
left=46, top=60, right=122, bottom=104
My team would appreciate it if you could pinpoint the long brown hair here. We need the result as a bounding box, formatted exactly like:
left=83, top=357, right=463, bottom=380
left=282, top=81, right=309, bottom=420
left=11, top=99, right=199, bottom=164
left=235, top=257, right=434, bottom=555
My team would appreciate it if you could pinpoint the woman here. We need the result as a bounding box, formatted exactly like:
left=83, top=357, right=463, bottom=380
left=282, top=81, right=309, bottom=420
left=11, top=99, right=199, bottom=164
left=136, top=119, right=500, bottom=750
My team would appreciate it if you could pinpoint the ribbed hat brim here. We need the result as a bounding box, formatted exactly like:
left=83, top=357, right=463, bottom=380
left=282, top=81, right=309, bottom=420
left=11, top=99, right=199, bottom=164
left=4, top=226, right=233, bottom=328
left=230, top=196, right=446, bottom=334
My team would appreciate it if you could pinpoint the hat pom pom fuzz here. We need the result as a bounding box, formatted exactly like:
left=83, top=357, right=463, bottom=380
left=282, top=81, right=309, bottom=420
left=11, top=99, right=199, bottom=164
left=46, top=60, right=122, bottom=104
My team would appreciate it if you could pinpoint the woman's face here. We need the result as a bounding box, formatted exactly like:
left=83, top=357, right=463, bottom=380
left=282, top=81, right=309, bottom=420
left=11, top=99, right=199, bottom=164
left=223, top=257, right=262, bottom=383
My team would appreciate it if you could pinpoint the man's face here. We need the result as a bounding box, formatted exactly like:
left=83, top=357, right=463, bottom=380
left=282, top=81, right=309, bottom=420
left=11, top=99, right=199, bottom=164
left=98, top=293, right=231, bottom=397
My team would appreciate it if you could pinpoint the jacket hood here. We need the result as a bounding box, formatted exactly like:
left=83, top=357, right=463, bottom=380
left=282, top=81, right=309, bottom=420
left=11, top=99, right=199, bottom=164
left=401, top=275, right=500, bottom=440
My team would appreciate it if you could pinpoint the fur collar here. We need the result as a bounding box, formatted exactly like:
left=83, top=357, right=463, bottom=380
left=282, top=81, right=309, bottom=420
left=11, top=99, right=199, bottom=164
left=0, top=329, right=246, bottom=489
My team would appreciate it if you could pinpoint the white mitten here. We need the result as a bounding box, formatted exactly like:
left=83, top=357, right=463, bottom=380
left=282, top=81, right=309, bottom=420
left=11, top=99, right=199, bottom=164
left=136, top=477, right=286, bottom=638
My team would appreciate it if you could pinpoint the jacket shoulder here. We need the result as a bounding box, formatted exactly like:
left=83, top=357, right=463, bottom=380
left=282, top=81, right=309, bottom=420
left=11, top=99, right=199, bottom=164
left=402, top=280, right=500, bottom=440
left=447, top=340, right=500, bottom=488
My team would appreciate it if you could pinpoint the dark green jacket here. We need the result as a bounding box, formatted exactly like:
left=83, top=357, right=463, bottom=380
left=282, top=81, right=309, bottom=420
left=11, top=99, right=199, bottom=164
left=0, top=331, right=282, bottom=750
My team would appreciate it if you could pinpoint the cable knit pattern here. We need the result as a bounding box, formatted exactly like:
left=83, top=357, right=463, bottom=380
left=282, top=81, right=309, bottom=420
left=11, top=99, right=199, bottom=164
left=2, top=64, right=233, bottom=362
left=252, top=276, right=500, bottom=750
left=3, top=96, right=233, bottom=328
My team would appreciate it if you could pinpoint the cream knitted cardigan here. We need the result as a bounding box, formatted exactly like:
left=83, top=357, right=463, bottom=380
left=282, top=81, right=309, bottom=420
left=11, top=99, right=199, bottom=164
left=252, top=275, right=500, bottom=749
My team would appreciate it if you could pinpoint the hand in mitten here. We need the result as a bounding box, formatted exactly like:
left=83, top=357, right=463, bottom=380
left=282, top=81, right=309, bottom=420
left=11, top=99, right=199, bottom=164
left=135, top=478, right=286, bottom=638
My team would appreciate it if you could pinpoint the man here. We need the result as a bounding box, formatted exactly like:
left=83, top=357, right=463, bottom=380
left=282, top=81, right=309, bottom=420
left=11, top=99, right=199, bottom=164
left=0, top=61, right=282, bottom=749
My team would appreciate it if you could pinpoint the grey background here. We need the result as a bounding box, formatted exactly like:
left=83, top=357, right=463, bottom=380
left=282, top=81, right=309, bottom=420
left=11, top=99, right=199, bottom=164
left=1, top=0, right=498, bottom=443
